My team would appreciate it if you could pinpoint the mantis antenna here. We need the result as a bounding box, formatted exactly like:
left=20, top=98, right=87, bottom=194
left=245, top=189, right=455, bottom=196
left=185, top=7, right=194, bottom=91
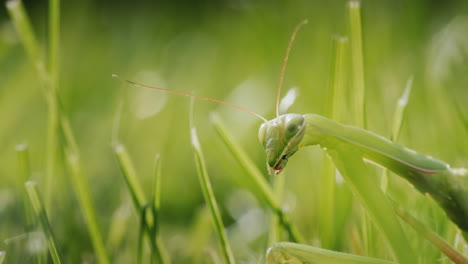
left=112, top=74, right=268, bottom=122
left=275, top=19, right=308, bottom=117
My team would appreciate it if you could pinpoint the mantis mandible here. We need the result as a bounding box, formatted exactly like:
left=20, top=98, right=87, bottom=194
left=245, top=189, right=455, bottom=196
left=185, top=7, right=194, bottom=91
left=113, top=20, right=468, bottom=263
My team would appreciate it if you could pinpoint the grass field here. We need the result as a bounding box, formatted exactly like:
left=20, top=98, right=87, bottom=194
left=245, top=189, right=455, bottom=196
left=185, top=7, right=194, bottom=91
left=1, top=0, right=468, bottom=263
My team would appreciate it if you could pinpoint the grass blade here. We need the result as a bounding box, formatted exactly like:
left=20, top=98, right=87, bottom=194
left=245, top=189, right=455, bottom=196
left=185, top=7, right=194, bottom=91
left=114, top=144, right=147, bottom=209
left=114, top=144, right=168, bottom=263
left=190, top=127, right=235, bottom=264
left=348, top=0, right=366, bottom=128
left=0, top=251, right=5, bottom=264
left=381, top=77, right=413, bottom=192
left=150, top=155, right=170, bottom=264
left=267, top=242, right=393, bottom=264
left=5, top=0, right=46, bottom=77
left=64, top=149, right=111, bottom=264
left=393, top=205, right=468, bottom=264
left=16, top=143, right=35, bottom=228
left=321, top=36, right=350, bottom=250
left=210, top=113, right=304, bottom=244
left=7, top=0, right=60, bottom=211
left=25, top=181, right=62, bottom=264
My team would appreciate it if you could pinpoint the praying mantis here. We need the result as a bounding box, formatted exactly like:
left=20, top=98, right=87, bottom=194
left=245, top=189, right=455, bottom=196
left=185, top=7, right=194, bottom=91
left=114, top=19, right=468, bottom=264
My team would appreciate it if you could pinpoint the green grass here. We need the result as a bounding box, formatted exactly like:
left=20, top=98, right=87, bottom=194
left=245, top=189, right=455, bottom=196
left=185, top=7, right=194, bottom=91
left=25, top=182, right=62, bottom=264
left=2, top=0, right=468, bottom=263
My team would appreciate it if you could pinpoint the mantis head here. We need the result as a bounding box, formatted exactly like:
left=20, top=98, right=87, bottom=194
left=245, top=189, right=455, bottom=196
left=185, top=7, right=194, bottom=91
left=258, top=114, right=306, bottom=175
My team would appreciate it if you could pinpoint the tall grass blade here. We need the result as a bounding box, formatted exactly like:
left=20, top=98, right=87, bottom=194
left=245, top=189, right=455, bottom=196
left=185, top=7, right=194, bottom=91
left=114, top=144, right=166, bottom=263
left=7, top=0, right=61, bottom=211
left=0, top=251, right=5, bottom=264
left=210, top=113, right=304, bottom=244
left=267, top=242, right=393, bottom=264
left=381, top=77, right=413, bottom=192
left=64, top=149, right=111, bottom=264
left=114, top=144, right=147, bottom=209
left=393, top=205, right=468, bottom=264
left=190, top=127, right=235, bottom=264
left=320, top=36, right=349, bottom=250
left=348, top=0, right=366, bottom=128
left=25, top=181, right=62, bottom=264
left=16, top=143, right=35, bottom=227
left=44, top=0, right=61, bottom=212
left=5, top=0, right=46, bottom=78
left=151, top=155, right=170, bottom=264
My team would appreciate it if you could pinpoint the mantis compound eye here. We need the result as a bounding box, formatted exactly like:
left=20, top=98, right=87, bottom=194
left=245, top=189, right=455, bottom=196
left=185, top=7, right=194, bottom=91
left=258, top=123, right=268, bottom=147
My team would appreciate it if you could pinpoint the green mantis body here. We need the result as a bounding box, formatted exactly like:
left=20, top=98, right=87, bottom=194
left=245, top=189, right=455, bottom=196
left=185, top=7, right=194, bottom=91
left=259, top=113, right=468, bottom=236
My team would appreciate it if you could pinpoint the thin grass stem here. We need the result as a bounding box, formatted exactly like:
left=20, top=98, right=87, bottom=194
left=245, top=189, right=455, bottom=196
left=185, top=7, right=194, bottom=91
left=191, top=127, right=236, bottom=264
left=348, top=0, right=366, bottom=128
left=25, top=181, right=62, bottom=264
left=114, top=144, right=147, bottom=209
left=5, top=0, right=47, bottom=78
left=151, top=155, right=170, bottom=264
left=16, top=143, right=35, bottom=228
left=381, top=77, right=413, bottom=192
left=320, top=36, right=349, bottom=250
left=6, top=0, right=61, bottom=211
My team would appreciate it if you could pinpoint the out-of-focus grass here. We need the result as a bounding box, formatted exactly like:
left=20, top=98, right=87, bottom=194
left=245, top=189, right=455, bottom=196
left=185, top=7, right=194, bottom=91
left=1, top=0, right=468, bottom=263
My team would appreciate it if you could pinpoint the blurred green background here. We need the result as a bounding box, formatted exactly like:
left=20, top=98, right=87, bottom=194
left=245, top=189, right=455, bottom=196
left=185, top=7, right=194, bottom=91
left=1, top=0, right=468, bottom=263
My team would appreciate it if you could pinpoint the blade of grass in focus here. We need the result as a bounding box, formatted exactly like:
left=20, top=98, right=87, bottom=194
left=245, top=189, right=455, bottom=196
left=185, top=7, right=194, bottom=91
left=114, top=144, right=147, bottom=209
left=320, top=36, right=350, bottom=250
left=393, top=204, right=468, bottom=264
left=348, top=1, right=376, bottom=256
left=191, top=126, right=235, bottom=264
left=114, top=144, right=167, bottom=263
left=381, top=77, right=412, bottom=192
left=151, top=155, right=170, bottom=264
left=266, top=242, right=393, bottom=264
left=25, top=181, right=62, bottom=264
left=348, top=0, right=366, bottom=128
left=210, top=113, right=304, bottom=244
left=0, top=251, right=4, bottom=264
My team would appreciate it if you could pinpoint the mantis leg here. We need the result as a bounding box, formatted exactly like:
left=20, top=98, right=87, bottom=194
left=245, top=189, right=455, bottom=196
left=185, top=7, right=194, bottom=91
left=266, top=242, right=394, bottom=264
